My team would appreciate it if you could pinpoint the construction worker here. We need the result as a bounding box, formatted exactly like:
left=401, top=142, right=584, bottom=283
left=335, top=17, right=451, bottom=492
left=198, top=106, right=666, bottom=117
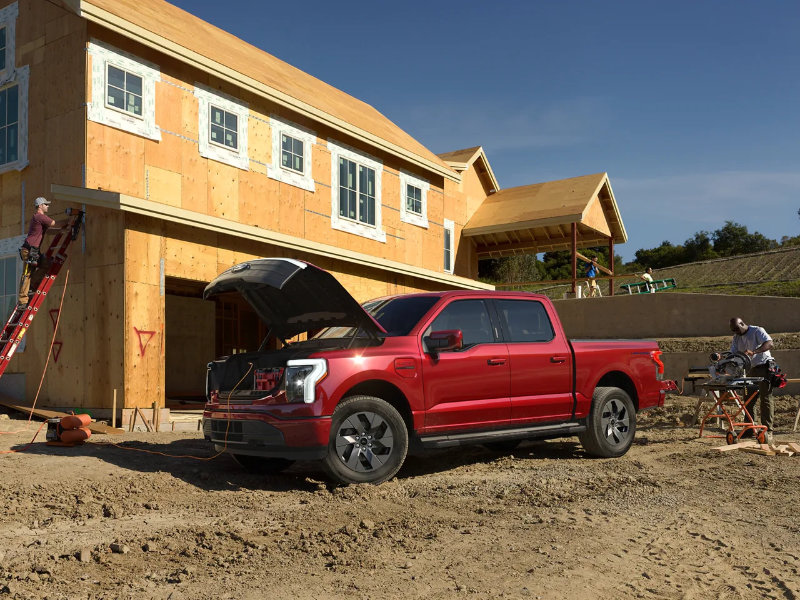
left=639, top=267, right=655, bottom=293
left=18, top=197, right=68, bottom=309
left=729, top=317, right=775, bottom=444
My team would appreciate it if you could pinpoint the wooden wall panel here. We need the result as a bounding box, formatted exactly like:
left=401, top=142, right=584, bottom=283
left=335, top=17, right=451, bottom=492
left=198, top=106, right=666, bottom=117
left=85, top=122, right=145, bottom=197
left=145, top=132, right=182, bottom=175
left=179, top=139, right=208, bottom=213
left=248, top=116, right=270, bottom=175
left=124, top=279, right=163, bottom=408
left=165, top=294, right=214, bottom=396
left=207, top=162, right=239, bottom=220
left=147, top=166, right=182, bottom=207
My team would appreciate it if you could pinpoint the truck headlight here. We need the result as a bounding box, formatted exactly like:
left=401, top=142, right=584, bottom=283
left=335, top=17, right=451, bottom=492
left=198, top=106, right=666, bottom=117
left=284, top=359, right=327, bottom=404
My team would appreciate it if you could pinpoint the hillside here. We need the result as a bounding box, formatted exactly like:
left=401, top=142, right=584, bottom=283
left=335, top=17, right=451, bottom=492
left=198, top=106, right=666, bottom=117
left=506, top=246, right=800, bottom=299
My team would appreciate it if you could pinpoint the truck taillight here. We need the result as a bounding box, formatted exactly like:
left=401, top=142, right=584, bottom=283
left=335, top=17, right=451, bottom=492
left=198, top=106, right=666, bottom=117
left=650, top=350, right=665, bottom=377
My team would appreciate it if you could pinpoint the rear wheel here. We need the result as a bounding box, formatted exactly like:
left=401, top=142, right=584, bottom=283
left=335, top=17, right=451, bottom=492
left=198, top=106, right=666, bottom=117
left=579, top=386, right=636, bottom=458
left=323, top=395, right=408, bottom=485
left=232, top=454, right=294, bottom=474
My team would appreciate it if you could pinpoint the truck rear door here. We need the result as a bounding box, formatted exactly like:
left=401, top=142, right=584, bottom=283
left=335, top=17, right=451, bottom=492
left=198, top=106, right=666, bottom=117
left=493, top=298, right=574, bottom=423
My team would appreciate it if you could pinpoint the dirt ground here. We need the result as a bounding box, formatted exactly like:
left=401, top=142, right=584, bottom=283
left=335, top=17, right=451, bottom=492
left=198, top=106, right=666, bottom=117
left=1, top=395, right=799, bottom=600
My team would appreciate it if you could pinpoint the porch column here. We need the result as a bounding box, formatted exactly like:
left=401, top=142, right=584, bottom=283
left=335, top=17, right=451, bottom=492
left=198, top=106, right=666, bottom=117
left=608, top=237, right=615, bottom=297
left=571, top=223, right=577, bottom=294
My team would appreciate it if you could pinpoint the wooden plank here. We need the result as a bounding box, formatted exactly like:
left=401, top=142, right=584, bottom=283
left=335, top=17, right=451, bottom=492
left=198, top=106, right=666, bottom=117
left=713, top=441, right=759, bottom=452
left=741, top=447, right=776, bottom=456
left=135, top=407, right=153, bottom=433
left=0, top=400, right=123, bottom=435
left=787, top=443, right=800, bottom=454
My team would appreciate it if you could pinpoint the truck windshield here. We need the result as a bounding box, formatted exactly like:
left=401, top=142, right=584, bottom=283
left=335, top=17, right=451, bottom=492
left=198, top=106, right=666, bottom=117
left=313, top=296, right=439, bottom=339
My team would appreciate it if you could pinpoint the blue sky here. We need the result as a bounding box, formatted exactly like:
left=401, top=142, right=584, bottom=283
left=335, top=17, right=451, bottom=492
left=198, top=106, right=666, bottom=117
left=171, top=0, right=800, bottom=261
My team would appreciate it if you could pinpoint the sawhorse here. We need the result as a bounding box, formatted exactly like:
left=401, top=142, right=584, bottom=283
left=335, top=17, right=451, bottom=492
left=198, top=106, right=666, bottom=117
left=697, top=379, right=768, bottom=445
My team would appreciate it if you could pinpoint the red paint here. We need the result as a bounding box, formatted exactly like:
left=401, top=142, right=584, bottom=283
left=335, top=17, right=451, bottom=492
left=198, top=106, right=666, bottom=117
left=134, top=327, right=156, bottom=357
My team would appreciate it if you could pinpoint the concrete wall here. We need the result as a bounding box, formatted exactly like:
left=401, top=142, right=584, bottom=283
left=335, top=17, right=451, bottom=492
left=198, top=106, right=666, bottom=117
left=553, top=293, right=800, bottom=339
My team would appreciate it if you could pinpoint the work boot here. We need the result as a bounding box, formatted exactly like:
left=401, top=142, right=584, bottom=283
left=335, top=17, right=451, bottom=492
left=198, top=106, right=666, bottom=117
left=766, top=432, right=774, bottom=446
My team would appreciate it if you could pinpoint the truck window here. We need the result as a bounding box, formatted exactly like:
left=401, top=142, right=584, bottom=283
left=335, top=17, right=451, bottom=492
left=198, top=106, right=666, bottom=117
left=426, top=299, right=495, bottom=347
left=496, top=299, right=554, bottom=343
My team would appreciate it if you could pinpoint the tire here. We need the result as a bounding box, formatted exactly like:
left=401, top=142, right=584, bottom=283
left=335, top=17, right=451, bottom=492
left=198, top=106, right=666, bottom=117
left=323, top=395, right=409, bottom=485
left=725, top=431, right=736, bottom=445
left=483, top=439, right=522, bottom=452
left=579, top=386, right=636, bottom=458
left=232, top=454, right=294, bottom=474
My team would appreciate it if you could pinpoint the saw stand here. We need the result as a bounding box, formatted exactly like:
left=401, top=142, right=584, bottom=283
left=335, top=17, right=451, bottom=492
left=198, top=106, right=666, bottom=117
left=696, top=378, right=768, bottom=445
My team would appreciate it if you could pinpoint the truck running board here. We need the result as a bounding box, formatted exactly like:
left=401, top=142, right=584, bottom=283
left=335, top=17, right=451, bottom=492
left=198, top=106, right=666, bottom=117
left=417, top=422, right=586, bottom=449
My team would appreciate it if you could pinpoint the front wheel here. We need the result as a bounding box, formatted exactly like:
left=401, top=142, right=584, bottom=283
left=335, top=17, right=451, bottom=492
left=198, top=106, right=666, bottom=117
left=579, top=386, right=636, bottom=458
left=323, top=395, right=409, bottom=485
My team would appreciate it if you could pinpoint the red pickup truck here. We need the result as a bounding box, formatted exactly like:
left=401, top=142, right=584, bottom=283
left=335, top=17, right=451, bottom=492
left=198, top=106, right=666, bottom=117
left=202, top=258, right=674, bottom=484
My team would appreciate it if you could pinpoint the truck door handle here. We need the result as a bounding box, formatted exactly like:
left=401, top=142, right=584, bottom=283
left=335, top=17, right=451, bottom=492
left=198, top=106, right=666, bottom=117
left=487, top=358, right=507, bottom=366
left=550, top=356, right=567, bottom=363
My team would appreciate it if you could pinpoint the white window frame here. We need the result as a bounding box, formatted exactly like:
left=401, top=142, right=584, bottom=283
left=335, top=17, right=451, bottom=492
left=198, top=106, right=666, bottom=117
left=88, top=40, right=160, bottom=141
left=0, top=234, right=25, bottom=352
left=194, top=84, right=249, bottom=170
left=208, top=103, right=239, bottom=151
left=267, top=115, right=315, bottom=192
left=0, top=2, right=17, bottom=86
left=328, top=139, right=385, bottom=243
left=443, top=218, right=455, bottom=274
left=104, top=62, right=144, bottom=120
left=0, top=64, right=27, bottom=174
left=399, top=170, right=429, bottom=229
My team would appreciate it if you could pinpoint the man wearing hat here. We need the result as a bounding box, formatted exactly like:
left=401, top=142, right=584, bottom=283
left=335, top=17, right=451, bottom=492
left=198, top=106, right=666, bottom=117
left=17, top=197, right=68, bottom=309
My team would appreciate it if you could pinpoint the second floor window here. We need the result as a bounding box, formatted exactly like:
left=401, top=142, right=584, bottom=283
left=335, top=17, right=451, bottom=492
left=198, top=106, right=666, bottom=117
left=210, top=105, right=238, bottom=150
left=339, top=158, right=376, bottom=226
left=0, top=27, right=6, bottom=72
left=281, top=133, right=303, bottom=173
left=0, top=82, right=18, bottom=165
left=406, top=184, right=422, bottom=215
left=443, top=219, right=454, bottom=273
left=106, top=64, right=142, bottom=117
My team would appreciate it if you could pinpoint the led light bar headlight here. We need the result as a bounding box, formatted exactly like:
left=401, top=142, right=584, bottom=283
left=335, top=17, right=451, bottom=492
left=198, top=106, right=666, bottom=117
left=284, top=359, right=327, bottom=404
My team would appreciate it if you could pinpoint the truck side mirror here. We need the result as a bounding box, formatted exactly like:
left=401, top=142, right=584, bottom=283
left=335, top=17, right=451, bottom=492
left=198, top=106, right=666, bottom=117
left=424, top=329, right=463, bottom=357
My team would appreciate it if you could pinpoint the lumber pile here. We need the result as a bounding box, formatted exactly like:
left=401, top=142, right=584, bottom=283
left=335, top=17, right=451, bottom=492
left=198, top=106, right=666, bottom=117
left=713, top=440, right=800, bottom=457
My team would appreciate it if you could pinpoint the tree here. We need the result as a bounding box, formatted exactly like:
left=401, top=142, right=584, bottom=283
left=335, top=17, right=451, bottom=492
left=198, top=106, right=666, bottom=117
left=712, top=221, right=775, bottom=257
left=683, top=231, right=716, bottom=262
left=634, top=241, right=686, bottom=269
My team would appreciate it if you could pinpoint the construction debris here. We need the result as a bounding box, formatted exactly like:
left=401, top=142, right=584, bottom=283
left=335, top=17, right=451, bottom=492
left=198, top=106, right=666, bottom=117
left=712, top=440, right=798, bottom=457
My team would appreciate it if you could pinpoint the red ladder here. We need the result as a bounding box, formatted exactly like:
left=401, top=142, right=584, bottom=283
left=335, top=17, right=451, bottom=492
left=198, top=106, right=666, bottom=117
left=0, top=209, right=85, bottom=377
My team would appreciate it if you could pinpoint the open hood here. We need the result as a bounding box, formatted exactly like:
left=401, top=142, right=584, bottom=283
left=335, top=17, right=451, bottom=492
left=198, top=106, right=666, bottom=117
left=203, top=258, right=386, bottom=339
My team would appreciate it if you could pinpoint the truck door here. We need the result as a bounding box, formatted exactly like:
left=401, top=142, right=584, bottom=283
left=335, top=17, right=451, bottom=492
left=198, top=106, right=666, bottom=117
left=420, top=298, right=511, bottom=432
left=494, top=298, right=574, bottom=423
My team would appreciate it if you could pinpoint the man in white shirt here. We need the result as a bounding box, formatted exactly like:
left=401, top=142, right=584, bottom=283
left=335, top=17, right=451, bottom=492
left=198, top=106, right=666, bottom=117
left=729, top=317, right=775, bottom=440
left=639, top=267, right=655, bottom=293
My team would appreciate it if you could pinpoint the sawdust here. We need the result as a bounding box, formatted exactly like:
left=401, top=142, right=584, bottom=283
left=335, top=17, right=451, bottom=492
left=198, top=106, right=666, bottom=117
left=1, top=395, right=799, bottom=599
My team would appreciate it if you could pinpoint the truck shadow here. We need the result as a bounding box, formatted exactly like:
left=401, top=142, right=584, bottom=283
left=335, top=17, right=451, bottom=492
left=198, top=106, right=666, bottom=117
left=12, top=436, right=325, bottom=493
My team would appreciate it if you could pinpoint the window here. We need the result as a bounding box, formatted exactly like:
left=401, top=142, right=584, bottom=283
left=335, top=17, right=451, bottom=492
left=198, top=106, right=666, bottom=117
left=0, top=234, right=24, bottom=349
left=194, top=84, right=248, bottom=170
left=328, top=139, right=385, bottom=242
left=0, top=2, right=17, bottom=83
left=267, top=116, right=315, bottom=191
left=399, top=171, right=429, bottom=228
left=105, top=64, right=142, bottom=118
left=496, top=299, right=555, bottom=343
left=443, top=218, right=454, bottom=273
left=88, top=40, right=160, bottom=141
left=426, top=299, right=495, bottom=347
left=339, top=157, right=376, bottom=225
left=209, top=105, right=238, bottom=150
left=281, top=134, right=302, bottom=172
left=0, top=83, right=18, bottom=165
left=0, top=26, right=6, bottom=72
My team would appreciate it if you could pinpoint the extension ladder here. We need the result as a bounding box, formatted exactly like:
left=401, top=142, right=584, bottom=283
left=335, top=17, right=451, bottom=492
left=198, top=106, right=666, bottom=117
left=0, top=209, right=85, bottom=378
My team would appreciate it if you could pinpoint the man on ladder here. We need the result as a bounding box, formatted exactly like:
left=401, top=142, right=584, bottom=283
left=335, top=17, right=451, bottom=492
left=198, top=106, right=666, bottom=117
left=17, top=197, right=69, bottom=310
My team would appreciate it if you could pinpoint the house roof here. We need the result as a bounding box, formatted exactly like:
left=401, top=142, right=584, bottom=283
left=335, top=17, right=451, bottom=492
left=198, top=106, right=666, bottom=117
left=463, top=172, right=627, bottom=257
left=64, top=0, right=458, bottom=182
left=438, top=146, right=500, bottom=193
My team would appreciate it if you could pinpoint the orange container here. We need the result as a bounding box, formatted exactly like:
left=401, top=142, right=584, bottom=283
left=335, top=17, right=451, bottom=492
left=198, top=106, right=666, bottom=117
left=59, top=427, right=90, bottom=443
left=60, top=414, right=91, bottom=430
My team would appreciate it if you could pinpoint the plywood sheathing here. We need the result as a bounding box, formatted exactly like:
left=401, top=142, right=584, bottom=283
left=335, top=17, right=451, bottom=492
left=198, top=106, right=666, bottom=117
left=463, top=173, right=627, bottom=258
left=70, top=0, right=457, bottom=182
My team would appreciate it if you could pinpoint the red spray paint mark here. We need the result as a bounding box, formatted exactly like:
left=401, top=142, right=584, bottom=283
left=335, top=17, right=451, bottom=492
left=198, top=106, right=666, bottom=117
left=134, top=327, right=156, bottom=357
left=49, top=309, right=60, bottom=329
left=51, top=341, right=62, bottom=363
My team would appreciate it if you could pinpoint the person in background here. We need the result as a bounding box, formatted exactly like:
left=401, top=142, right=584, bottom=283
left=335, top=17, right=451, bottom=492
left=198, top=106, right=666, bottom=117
left=729, top=316, right=775, bottom=443
left=639, top=267, right=655, bottom=292
left=584, top=256, right=600, bottom=297
left=18, top=197, right=68, bottom=309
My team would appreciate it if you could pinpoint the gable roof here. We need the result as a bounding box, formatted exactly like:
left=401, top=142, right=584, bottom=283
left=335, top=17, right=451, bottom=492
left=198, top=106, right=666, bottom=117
left=463, top=172, right=627, bottom=257
left=438, top=146, right=500, bottom=193
left=64, top=0, right=458, bottom=182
